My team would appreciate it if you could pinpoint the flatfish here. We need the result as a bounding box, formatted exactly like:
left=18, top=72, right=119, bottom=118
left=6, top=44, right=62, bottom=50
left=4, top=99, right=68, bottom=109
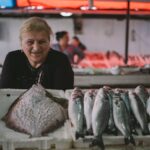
left=2, top=84, right=67, bottom=137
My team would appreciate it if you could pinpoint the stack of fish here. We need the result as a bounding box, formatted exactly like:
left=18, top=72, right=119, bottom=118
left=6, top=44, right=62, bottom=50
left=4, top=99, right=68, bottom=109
left=68, top=85, right=150, bottom=150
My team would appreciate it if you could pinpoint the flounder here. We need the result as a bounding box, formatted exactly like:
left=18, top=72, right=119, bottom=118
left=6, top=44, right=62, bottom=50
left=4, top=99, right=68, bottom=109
left=2, top=84, right=68, bottom=137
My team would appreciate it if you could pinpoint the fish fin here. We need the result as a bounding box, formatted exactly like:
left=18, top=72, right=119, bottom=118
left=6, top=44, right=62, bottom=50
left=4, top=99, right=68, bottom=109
left=89, top=136, right=105, bottom=150
left=75, top=132, right=84, bottom=140
left=45, top=91, right=68, bottom=108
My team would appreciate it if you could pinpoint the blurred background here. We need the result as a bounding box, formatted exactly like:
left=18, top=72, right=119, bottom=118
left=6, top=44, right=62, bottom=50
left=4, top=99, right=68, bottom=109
left=0, top=0, right=150, bottom=63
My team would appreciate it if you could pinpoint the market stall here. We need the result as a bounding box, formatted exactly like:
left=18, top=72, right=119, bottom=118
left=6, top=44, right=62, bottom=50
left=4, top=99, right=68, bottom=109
left=0, top=2, right=150, bottom=149
left=0, top=87, right=149, bottom=150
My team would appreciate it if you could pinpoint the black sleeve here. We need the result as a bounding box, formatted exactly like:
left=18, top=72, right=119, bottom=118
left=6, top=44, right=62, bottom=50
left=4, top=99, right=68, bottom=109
left=53, top=55, right=74, bottom=90
left=0, top=53, right=16, bottom=88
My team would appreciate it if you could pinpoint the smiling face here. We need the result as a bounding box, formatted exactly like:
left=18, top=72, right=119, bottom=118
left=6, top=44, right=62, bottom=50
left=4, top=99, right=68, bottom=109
left=21, top=31, right=50, bottom=68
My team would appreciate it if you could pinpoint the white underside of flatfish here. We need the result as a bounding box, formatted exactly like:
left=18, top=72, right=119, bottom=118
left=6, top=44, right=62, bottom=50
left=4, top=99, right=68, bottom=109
left=2, top=84, right=67, bottom=137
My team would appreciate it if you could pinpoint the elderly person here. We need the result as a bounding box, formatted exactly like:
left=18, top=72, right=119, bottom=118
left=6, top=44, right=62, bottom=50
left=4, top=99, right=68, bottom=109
left=51, top=31, right=84, bottom=64
left=0, top=17, right=74, bottom=90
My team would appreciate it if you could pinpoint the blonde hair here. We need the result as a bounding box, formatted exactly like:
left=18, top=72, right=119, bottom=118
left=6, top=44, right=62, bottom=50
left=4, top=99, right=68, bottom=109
left=19, top=17, right=53, bottom=41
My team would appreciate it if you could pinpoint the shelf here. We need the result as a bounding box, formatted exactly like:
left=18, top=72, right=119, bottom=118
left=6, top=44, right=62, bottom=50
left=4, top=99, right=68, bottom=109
left=74, top=74, right=150, bottom=88
left=0, top=8, right=150, bottom=18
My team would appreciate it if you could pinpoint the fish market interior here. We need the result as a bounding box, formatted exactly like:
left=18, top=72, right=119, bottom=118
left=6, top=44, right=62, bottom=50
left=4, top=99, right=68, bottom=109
left=0, top=0, right=150, bottom=150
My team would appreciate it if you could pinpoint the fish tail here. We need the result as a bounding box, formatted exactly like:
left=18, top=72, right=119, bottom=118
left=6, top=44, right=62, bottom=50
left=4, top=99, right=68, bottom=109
left=142, top=125, right=150, bottom=135
left=75, top=131, right=84, bottom=140
left=125, top=135, right=135, bottom=146
left=86, top=128, right=93, bottom=135
left=130, top=117, right=138, bottom=135
left=129, top=135, right=136, bottom=146
left=89, top=136, right=105, bottom=150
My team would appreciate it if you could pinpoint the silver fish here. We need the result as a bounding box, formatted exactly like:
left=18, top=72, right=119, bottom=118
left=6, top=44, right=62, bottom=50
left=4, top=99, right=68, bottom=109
left=103, top=86, right=117, bottom=135
left=135, top=85, right=149, bottom=107
left=68, top=87, right=84, bottom=139
left=90, top=88, right=110, bottom=150
left=114, top=88, right=138, bottom=135
left=128, top=91, right=149, bottom=135
left=146, top=96, right=150, bottom=117
left=113, top=93, right=135, bottom=145
left=84, top=89, right=96, bottom=135
left=2, top=84, right=67, bottom=137
left=115, top=89, right=131, bottom=113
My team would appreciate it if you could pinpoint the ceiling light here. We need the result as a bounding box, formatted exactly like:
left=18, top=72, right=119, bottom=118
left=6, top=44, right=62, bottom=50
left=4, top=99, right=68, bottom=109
left=80, top=6, right=97, bottom=10
left=60, top=12, right=73, bottom=17
left=80, top=6, right=88, bottom=10
left=36, top=6, right=44, bottom=10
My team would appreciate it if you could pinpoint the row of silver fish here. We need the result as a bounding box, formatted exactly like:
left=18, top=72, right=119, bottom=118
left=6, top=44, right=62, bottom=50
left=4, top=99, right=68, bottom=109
left=68, top=87, right=110, bottom=150
left=68, top=85, right=150, bottom=150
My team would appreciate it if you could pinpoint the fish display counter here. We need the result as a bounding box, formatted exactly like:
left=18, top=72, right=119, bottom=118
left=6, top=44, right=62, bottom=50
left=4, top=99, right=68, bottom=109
left=0, top=85, right=150, bottom=150
left=73, top=65, right=150, bottom=88
left=0, top=88, right=72, bottom=150
left=74, top=74, right=150, bottom=88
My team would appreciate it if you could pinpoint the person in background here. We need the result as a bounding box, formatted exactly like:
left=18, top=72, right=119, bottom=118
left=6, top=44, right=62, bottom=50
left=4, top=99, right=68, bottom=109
left=51, top=31, right=84, bottom=64
left=71, top=36, right=87, bottom=52
left=0, top=17, right=74, bottom=90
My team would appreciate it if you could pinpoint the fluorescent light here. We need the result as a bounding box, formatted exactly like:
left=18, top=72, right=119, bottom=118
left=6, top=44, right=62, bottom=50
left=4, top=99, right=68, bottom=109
left=80, top=6, right=97, bottom=10
left=37, top=6, right=44, bottom=10
left=80, top=6, right=88, bottom=10
left=91, top=6, right=97, bottom=10
left=60, top=12, right=73, bottom=17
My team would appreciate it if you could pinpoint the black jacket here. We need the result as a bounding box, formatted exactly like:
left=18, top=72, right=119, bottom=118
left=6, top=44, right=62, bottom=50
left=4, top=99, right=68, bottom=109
left=0, top=49, right=74, bottom=90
